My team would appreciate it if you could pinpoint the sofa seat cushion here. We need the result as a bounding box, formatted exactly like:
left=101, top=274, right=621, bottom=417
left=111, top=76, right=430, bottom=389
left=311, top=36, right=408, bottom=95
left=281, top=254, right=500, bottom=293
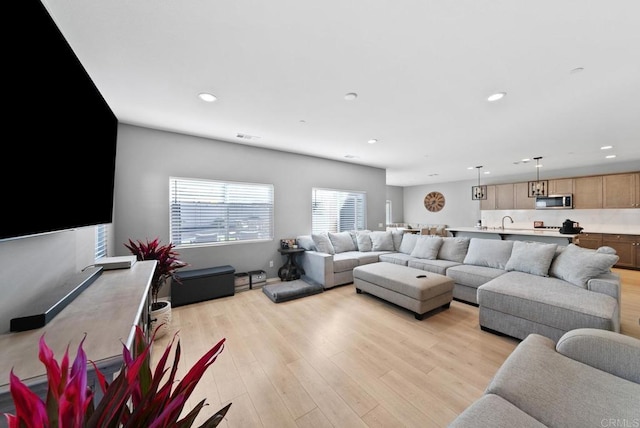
left=378, top=252, right=415, bottom=265
left=478, top=271, right=619, bottom=333
left=332, top=252, right=360, bottom=273
left=356, top=251, right=392, bottom=265
left=445, top=264, right=506, bottom=289
left=407, top=259, right=461, bottom=276
left=448, top=393, right=546, bottom=428
left=485, top=334, right=640, bottom=428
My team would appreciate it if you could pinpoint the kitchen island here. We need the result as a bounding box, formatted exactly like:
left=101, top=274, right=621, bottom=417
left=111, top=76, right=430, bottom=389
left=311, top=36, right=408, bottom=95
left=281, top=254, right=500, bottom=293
left=446, top=227, right=579, bottom=245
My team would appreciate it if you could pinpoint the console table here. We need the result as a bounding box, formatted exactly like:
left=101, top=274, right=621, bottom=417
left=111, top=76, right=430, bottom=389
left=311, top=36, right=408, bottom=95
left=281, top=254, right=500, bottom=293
left=0, top=260, right=155, bottom=416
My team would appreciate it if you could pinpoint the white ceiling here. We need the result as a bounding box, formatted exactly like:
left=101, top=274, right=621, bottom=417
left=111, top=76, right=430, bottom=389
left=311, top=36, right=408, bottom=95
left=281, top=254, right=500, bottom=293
left=43, top=0, right=640, bottom=186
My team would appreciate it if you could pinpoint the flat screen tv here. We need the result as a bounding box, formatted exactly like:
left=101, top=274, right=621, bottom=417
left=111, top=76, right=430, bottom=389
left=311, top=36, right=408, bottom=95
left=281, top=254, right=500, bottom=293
left=2, top=0, right=118, bottom=240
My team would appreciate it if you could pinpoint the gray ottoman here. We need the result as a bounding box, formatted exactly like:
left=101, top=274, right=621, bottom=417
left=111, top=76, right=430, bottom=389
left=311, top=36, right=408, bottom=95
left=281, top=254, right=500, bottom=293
left=353, top=262, right=454, bottom=320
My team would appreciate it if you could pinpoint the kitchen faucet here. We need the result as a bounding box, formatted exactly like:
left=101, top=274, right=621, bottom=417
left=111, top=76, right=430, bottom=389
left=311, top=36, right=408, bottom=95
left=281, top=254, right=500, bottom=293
left=501, top=215, right=514, bottom=230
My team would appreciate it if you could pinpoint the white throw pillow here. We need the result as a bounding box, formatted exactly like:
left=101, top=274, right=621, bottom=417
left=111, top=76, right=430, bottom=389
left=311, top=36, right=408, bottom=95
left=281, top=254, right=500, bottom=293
left=311, top=232, right=335, bottom=255
left=410, top=236, right=444, bottom=260
left=369, top=231, right=395, bottom=251
left=505, top=241, right=558, bottom=277
left=328, top=231, right=357, bottom=253
left=463, top=239, right=514, bottom=270
left=356, top=231, right=372, bottom=252
left=438, top=237, right=470, bottom=263
left=398, top=233, right=419, bottom=255
left=549, top=243, right=619, bottom=288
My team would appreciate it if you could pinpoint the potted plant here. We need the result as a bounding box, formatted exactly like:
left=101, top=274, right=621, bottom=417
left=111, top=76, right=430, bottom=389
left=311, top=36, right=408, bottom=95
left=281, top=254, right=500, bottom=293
left=124, top=238, right=188, bottom=338
left=3, top=326, right=231, bottom=427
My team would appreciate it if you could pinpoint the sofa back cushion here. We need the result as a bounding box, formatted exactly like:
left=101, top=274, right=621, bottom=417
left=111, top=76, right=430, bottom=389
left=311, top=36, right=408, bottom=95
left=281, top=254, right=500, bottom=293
left=398, top=233, right=419, bottom=255
left=505, top=241, right=558, bottom=277
left=356, top=231, right=373, bottom=252
left=410, top=236, right=444, bottom=260
left=370, top=231, right=395, bottom=251
left=328, top=231, right=357, bottom=253
left=463, top=238, right=514, bottom=269
left=312, top=232, right=335, bottom=254
left=391, top=230, right=405, bottom=251
left=549, top=243, right=619, bottom=288
left=438, top=237, right=470, bottom=263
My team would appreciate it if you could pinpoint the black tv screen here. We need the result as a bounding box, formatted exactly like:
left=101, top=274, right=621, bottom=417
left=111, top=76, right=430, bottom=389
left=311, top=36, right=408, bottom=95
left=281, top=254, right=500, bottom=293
left=2, top=0, right=118, bottom=240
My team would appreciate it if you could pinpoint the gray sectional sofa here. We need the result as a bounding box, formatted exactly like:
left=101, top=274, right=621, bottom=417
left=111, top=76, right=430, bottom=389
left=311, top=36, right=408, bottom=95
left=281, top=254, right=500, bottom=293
left=297, top=230, right=621, bottom=342
left=449, top=328, right=640, bottom=427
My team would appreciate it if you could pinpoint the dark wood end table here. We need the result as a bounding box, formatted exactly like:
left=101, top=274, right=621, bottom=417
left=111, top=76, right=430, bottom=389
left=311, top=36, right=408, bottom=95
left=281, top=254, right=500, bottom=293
left=277, top=248, right=306, bottom=281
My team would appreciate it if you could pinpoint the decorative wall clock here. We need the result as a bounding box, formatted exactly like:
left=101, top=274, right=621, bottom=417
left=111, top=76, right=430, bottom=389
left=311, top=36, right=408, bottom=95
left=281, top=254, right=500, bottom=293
left=424, top=191, right=445, bottom=212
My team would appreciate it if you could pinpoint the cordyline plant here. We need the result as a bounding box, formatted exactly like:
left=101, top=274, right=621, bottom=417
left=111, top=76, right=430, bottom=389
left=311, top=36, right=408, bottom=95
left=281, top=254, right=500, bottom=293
left=124, top=238, right=188, bottom=308
left=3, top=326, right=231, bottom=428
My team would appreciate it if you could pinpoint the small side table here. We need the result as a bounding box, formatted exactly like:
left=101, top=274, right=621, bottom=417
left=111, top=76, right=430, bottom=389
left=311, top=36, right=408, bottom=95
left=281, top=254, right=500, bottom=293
left=277, top=248, right=306, bottom=281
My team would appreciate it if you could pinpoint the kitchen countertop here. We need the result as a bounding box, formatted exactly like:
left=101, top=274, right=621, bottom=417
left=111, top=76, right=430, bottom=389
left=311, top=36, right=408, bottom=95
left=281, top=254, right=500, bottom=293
left=446, top=227, right=580, bottom=239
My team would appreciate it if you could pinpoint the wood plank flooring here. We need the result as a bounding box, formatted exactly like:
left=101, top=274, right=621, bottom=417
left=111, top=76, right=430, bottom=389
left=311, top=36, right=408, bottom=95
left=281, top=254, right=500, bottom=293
left=152, top=268, right=640, bottom=427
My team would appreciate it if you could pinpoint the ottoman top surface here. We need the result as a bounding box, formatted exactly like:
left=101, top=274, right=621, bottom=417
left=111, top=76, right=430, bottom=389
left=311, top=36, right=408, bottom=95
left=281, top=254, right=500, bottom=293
left=354, top=262, right=453, bottom=300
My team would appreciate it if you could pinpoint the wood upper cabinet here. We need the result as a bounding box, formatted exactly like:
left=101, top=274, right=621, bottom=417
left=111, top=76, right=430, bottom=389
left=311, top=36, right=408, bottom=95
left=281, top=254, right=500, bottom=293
left=495, top=183, right=515, bottom=210
left=480, top=185, right=496, bottom=210
left=548, top=178, right=574, bottom=195
left=575, top=232, right=602, bottom=250
left=603, top=172, right=640, bottom=208
left=573, top=176, right=603, bottom=209
left=514, top=182, right=534, bottom=209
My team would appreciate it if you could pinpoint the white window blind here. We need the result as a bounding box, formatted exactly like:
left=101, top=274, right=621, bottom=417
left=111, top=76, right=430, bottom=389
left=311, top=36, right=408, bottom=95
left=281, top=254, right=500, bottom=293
left=312, top=188, right=366, bottom=234
left=95, top=224, right=107, bottom=259
left=170, top=177, right=274, bottom=246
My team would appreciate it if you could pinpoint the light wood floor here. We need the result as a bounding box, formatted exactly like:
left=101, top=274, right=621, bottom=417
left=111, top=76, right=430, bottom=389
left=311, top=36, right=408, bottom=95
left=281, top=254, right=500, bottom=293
left=152, top=268, right=640, bottom=428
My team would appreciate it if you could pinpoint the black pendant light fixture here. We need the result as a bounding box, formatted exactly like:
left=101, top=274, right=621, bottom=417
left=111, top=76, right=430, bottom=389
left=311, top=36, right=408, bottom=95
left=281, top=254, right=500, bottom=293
left=528, top=156, right=549, bottom=197
left=471, top=166, right=487, bottom=200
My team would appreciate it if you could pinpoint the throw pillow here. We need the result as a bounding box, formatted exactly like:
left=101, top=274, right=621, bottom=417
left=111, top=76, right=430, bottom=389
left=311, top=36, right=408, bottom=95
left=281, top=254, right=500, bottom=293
left=391, top=230, right=404, bottom=251
left=328, top=231, right=357, bottom=253
left=296, top=235, right=316, bottom=251
left=356, top=231, right=372, bottom=252
left=370, top=231, right=395, bottom=251
left=596, top=246, right=617, bottom=254
left=398, top=233, right=419, bottom=255
left=438, top=237, right=470, bottom=263
left=505, top=241, right=558, bottom=277
left=311, top=232, right=335, bottom=255
left=463, top=238, right=514, bottom=269
left=410, top=236, right=444, bottom=259
left=549, top=243, right=619, bottom=288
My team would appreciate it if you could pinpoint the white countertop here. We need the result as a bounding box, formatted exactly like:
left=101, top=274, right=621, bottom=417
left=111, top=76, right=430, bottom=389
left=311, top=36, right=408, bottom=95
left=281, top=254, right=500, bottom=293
left=446, top=227, right=580, bottom=239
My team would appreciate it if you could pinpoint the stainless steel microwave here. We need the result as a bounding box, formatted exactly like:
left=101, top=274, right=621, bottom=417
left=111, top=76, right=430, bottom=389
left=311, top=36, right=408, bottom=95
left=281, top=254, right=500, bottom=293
left=535, top=194, right=573, bottom=209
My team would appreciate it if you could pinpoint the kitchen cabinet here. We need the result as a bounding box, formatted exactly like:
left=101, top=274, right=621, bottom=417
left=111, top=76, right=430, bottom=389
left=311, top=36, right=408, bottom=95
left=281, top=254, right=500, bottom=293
left=548, top=178, right=574, bottom=195
left=573, top=176, right=603, bottom=209
left=480, top=185, right=496, bottom=210
left=495, top=183, right=515, bottom=210
left=603, top=172, right=640, bottom=208
left=514, top=182, right=535, bottom=209
left=575, top=232, right=602, bottom=250
left=602, top=234, right=639, bottom=269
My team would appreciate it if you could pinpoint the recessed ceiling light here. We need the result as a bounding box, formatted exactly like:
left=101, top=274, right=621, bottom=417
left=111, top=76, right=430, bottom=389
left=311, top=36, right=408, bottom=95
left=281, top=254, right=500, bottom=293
left=198, top=92, right=217, bottom=102
left=600, top=145, right=613, bottom=150
left=521, top=158, right=531, bottom=162
left=367, top=139, right=378, bottom=144
left=344, top=92, right=358, bottom=101
left=484, top=171, right=491, bottom=174
left=487, top=92, right=506, bottom=102
left=467, top=166, right=474, bottom=170
left=606, top=155, right=617, bottom=159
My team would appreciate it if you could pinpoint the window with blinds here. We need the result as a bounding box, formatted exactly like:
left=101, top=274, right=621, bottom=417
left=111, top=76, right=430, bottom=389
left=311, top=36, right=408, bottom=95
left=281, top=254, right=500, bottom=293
left=170, top=177, right=274, bottom=246
left=312, top=188, right=366, bottom=234
left=95, top=224, right=108, bottom=259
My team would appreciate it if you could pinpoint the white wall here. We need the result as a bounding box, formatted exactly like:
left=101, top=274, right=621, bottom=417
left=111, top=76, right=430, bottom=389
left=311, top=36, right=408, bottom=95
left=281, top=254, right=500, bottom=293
left=112, top=124, right=388, bottom=277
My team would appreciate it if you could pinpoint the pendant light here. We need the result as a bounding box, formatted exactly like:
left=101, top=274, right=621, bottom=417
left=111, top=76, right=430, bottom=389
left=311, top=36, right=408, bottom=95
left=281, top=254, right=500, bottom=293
left=471, top=166, right=487, bottom=200
left=528, top=156, right=549, bottom=197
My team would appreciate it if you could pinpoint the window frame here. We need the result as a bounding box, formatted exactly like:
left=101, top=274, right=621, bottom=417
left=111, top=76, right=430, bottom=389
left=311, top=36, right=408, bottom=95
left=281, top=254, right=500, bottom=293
left=311, top=187, right=367, bottom=234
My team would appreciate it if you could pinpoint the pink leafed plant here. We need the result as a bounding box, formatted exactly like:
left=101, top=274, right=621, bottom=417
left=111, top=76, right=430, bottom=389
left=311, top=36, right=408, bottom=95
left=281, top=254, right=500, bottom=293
left=3, top=326, right=230, bottom=427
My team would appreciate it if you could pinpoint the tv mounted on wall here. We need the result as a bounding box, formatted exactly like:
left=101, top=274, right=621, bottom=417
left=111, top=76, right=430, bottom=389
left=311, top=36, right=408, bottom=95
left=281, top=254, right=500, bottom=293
left=1, top=0, right=118, bottom=240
